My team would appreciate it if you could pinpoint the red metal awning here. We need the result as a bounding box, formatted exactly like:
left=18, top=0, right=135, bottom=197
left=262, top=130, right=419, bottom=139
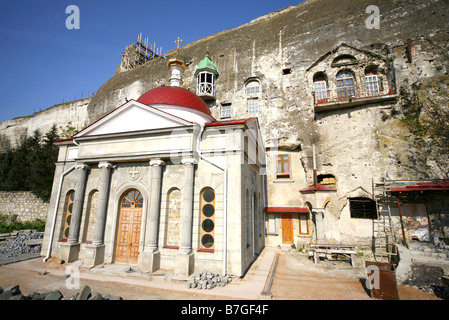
left=390, top=180, right=449, bottom=192
left=264, top=207, right=310, bottom=213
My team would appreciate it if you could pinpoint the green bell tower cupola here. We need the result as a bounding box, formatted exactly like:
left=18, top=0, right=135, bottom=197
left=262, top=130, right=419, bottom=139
left=195, top=52, right=219, bottom=101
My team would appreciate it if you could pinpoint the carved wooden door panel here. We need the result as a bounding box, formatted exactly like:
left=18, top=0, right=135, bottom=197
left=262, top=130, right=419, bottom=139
left=115, top=190, right=143, bottom=264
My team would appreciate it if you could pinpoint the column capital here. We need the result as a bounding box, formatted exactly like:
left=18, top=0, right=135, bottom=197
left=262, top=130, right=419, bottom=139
left=312, top=208, right=325, bottom=215
left=181, top=158, right=198, bottom=165
left=75, top=163, right=90, bottom=170
left=98, top=161, right=113, bottom=169
left=150, top=159, right=165, bottom=167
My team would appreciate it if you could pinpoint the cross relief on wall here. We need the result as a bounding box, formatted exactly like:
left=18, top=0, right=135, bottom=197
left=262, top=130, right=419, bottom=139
left=128, top=166, right=141, bottom=181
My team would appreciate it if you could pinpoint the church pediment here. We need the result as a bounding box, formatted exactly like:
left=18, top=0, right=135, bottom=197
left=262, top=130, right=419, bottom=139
left=306, top=42, right=386, bottom=72
left=74, top=100, right=193, bottom=137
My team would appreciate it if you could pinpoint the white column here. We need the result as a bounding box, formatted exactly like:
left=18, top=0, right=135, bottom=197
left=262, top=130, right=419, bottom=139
left=313, top=208, right=325, bottom=244
left=67, top=163, right=89, bottom=244
left=92, top=162, right=113, bottom=245
left=140, top=159, right=165, bottom=273
left=145, top=159, right=165, bottom=252
left=61, top=163, right=89, bottom=263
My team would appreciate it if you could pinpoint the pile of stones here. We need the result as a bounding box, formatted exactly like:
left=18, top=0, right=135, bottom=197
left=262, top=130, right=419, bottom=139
left=0, top=230, right=43, bottom=257
left=187, top=270, right=233, bottom=290
left=0, top=284, right=123, bottom=300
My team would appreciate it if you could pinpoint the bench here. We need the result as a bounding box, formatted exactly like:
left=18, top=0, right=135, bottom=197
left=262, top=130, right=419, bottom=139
left=24, top=239, right=43, bottom=246
left=309, top=244, right=357, bottom=266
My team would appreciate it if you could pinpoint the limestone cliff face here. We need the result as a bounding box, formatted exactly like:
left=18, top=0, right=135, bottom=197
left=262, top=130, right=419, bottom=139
left=1, top=0, right=448, bottom=182
left=0, top=98, right=90, bottom=151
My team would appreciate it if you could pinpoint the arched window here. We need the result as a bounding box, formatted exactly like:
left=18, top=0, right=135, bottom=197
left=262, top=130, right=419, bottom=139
left=313, top=72, right=328, bottom=103
left=62, top=190, right=75, bottom=240
left=200, top=188, right=215, bottom=250
left=336, top=71, right=355, bottom=100
left=246, top=80, right=260, bottom=96
left=246, top=79, right=261, bottom=114
left=121, top=189, right=143, bottom=208
left=365, top=66, right=379, bottom=95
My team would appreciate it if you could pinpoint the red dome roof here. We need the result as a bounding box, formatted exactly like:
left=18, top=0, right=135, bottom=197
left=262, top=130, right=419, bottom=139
left=137, top=86, right=212, bottom=116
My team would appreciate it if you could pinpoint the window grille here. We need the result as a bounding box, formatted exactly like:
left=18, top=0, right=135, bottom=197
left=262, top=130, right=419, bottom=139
left=365, top=75, right=379, bottom=95
left=349, top=198, right=377, bottom=219
left=221, top=103, right=231, bottom=119
left=314, top=81, right=328, bottom=101
left=247, top=98, right=259, bottom=114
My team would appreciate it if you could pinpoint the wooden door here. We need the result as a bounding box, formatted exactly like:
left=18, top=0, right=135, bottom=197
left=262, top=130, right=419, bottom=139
left=115, top=190, right=143, bottom=264
left=281, top=214, right=294, bottom=244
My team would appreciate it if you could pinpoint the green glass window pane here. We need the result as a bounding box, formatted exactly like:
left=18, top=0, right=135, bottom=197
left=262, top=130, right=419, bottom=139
left=202, top=204, right=215, bottom=217
left=201, top=234, right=214, bottom=248
left=202, top=219, right=214, bottom=233
left=64, top=227, right=70, bottom=238
left=203, top=189, right=215, bottom=202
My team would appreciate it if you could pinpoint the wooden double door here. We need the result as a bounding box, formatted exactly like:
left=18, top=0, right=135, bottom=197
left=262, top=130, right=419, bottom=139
left=115, top=190, right=143, bottom=264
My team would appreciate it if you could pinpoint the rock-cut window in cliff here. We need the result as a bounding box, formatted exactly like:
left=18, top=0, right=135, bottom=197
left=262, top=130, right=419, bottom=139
left=349, top=197, right=377, bottom=219
left=246, top=79, right=261, bottom=114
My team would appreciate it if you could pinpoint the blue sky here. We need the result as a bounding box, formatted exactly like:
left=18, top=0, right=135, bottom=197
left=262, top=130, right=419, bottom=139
left=0, top=0, right=302, bottom=122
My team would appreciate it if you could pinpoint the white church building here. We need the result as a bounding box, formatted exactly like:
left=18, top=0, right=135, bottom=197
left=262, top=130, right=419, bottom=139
left=41, top=53, right=266, bottom=277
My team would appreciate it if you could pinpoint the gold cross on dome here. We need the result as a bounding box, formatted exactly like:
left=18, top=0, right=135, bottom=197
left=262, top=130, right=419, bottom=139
left=175, top=37, right=183, bottom=49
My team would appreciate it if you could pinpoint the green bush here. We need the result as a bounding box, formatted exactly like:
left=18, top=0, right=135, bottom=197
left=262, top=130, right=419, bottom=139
left=0, top=214, right=45, bottom=233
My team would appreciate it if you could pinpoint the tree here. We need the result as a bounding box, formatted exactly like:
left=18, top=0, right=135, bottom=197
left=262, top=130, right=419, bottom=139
left=0, top=124, right=60, bottom=201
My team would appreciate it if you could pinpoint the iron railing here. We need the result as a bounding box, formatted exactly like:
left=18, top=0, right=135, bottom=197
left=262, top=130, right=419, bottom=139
left=313, top=79, right=396, bottom=105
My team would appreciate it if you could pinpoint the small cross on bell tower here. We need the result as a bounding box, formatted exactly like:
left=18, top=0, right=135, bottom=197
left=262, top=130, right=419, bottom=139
left=168, top=36, right=186, bottom=87
left=175, top=37, right=183, bottom=53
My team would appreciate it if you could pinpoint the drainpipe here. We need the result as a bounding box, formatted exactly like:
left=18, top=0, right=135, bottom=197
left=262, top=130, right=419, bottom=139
left=43, top=165, right=75, bottom=262
left=262, top=154, right=267, bottom=249
left=195, top=123, right=228, bottom=276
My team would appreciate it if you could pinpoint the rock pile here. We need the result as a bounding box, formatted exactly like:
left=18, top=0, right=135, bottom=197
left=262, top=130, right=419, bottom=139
left=0, top=284, right=123, bottom=300
left=187, top=270, right=233, bottom=290
left=0, top=230, right=43, bottom=257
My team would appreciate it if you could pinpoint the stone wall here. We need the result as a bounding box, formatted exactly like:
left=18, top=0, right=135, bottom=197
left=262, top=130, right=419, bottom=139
left=0, top=191, right=49, bottom=222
